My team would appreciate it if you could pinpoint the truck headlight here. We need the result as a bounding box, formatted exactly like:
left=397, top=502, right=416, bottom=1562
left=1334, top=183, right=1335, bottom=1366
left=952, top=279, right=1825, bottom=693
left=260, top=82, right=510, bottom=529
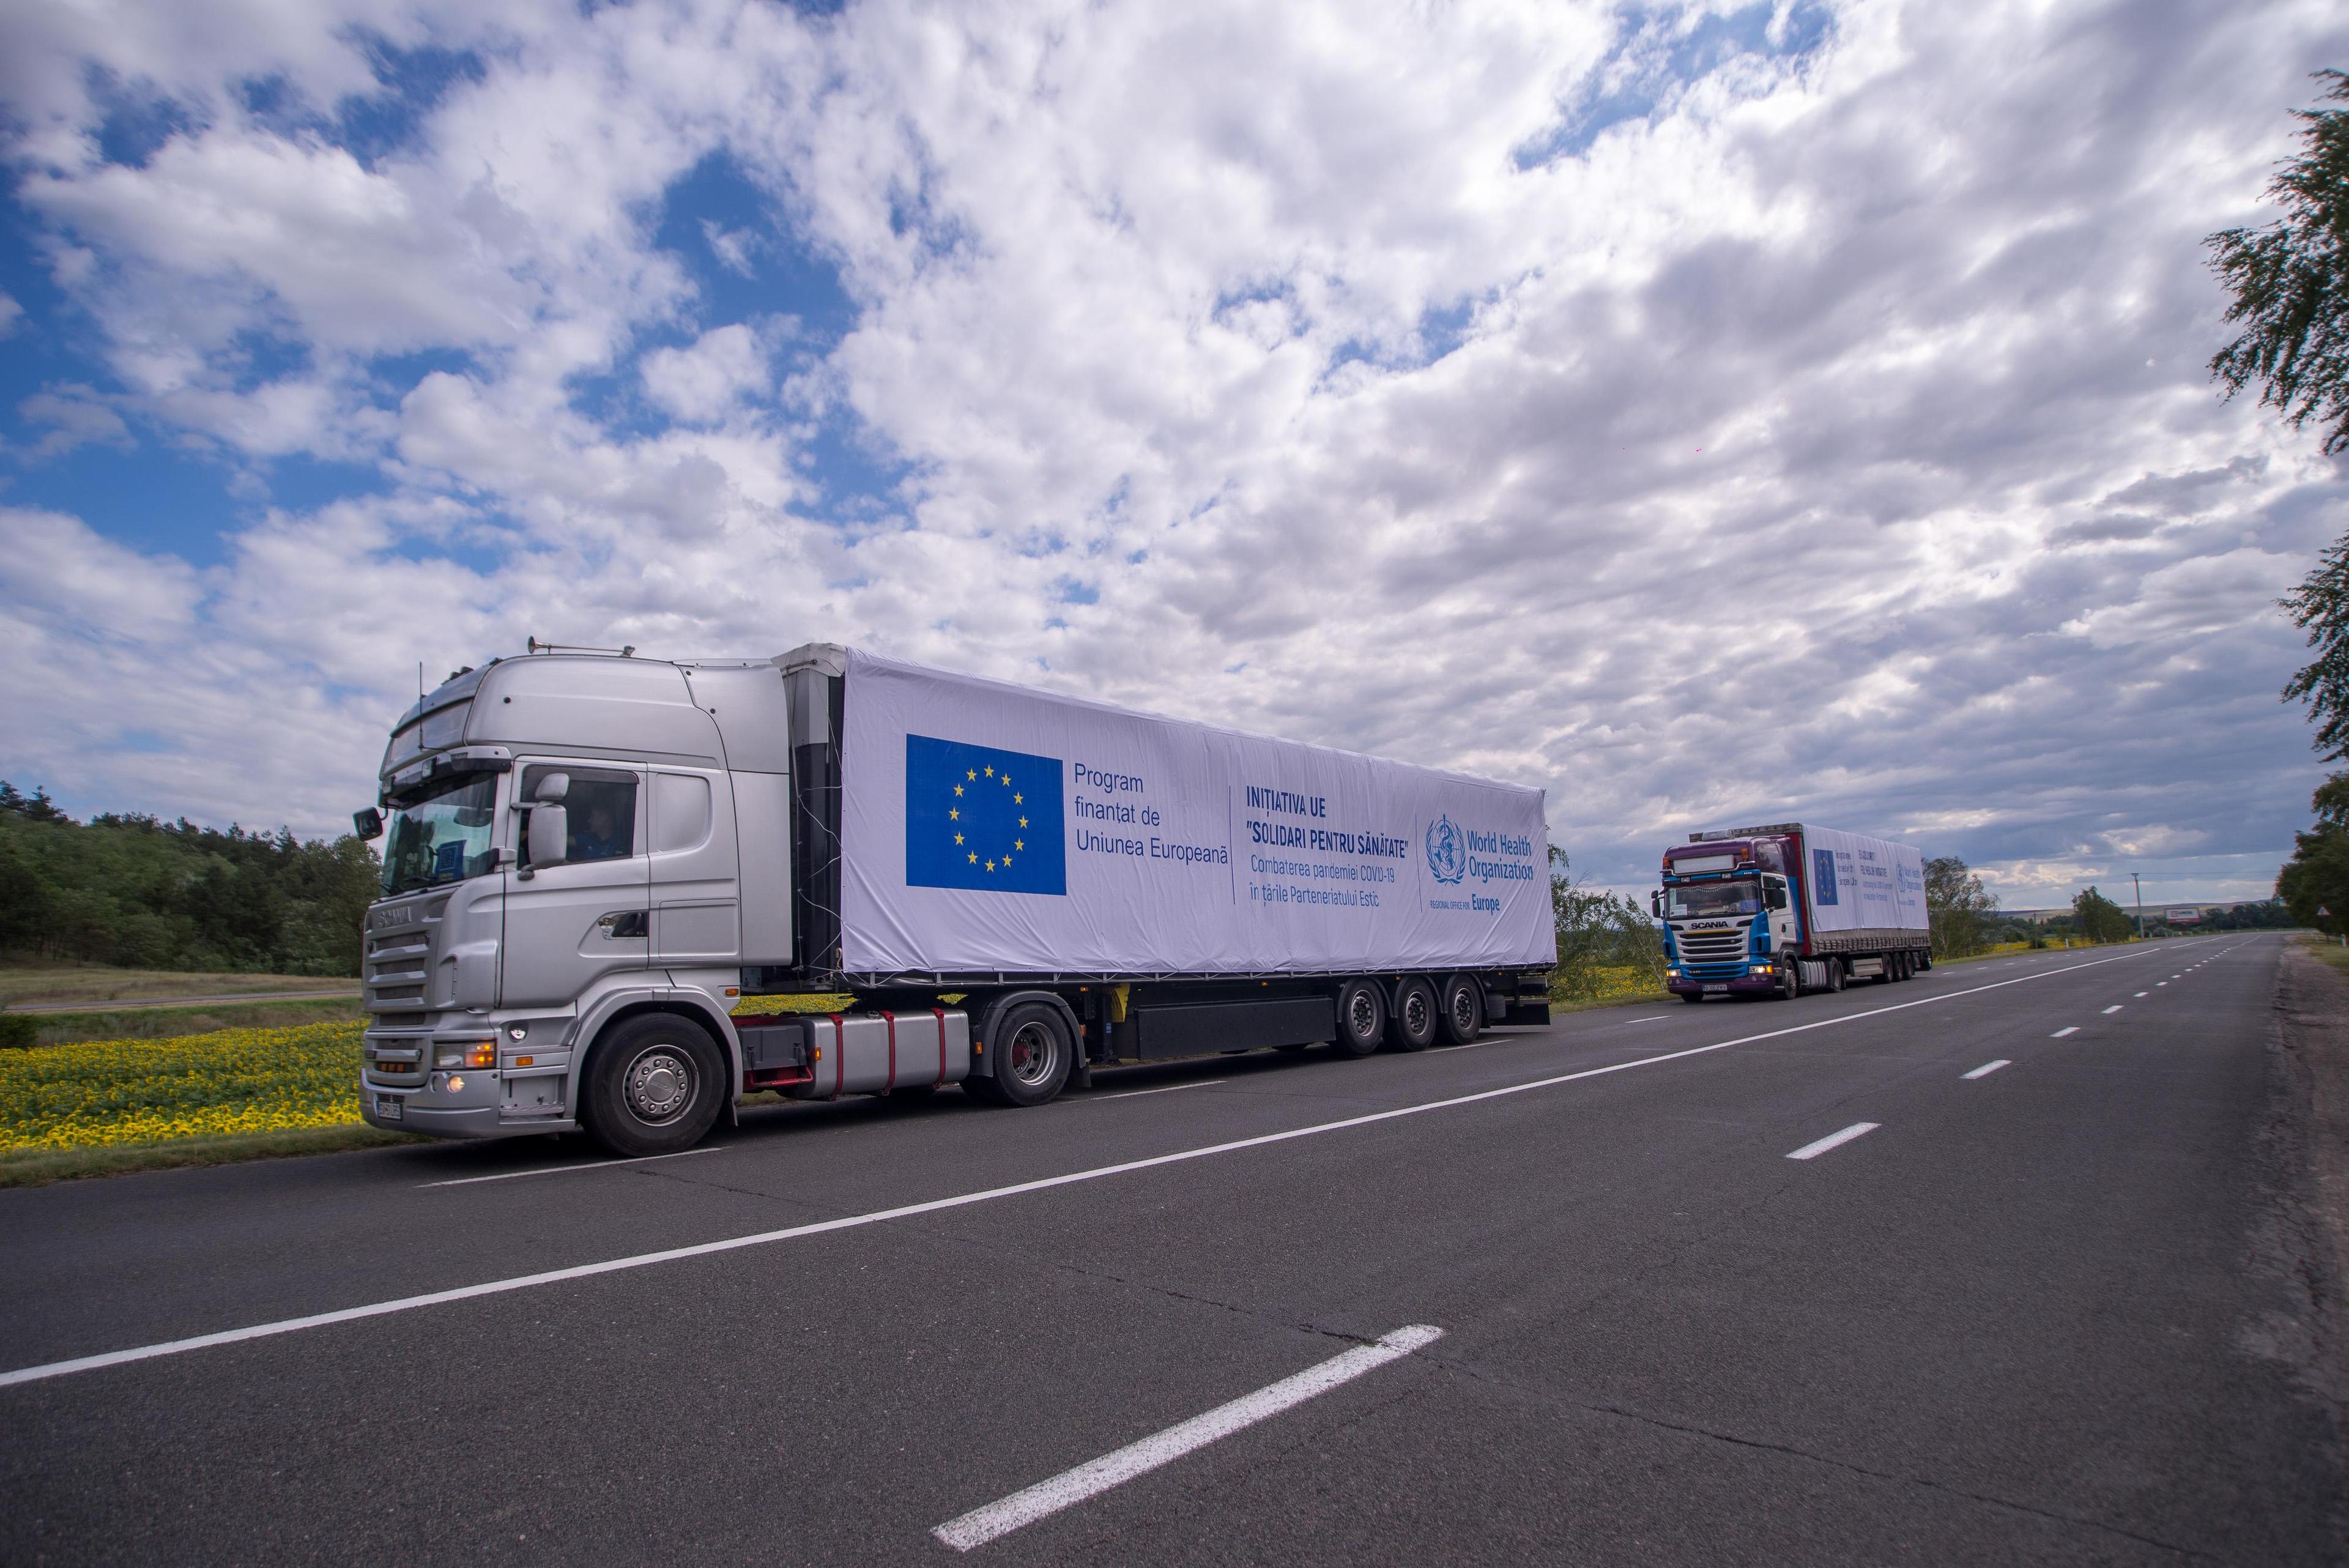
left=1750, top=962, right=1773, bottom=975
left=437, top=1044, right=496, bottom=1069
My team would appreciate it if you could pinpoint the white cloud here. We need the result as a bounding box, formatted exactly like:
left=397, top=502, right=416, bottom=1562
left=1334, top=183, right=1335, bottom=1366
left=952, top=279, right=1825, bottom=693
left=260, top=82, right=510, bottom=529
left=14, top=385, right=132, bottom=458
left=641, top=323, right=771, bottom=424
left=1, top=0, right=2345, bottom=912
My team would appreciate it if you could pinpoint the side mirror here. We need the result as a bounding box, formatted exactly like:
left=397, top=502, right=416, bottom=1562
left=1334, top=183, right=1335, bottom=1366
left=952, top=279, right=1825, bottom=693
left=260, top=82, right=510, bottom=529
left=352, top=807, right=384, bottom=841
left=1650, top=890, right=1663, bottom=918
left=1766, top=884, right=1788, bottom=910
left=527, top=803, right=569, bottom=871
left=533, top=772, right=570, bottom=804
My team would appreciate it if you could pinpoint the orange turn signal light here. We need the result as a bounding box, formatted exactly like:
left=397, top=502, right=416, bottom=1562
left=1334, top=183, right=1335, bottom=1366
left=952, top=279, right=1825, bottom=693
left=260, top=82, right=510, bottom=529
left=466, top=1044, right=495, bottom=1069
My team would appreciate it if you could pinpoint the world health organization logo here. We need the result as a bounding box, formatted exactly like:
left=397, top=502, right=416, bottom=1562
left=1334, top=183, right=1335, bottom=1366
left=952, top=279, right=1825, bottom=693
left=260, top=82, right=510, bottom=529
left=1425, top=814, right=1467, bottom=885
left=904, top=734, right=1067, bottom=895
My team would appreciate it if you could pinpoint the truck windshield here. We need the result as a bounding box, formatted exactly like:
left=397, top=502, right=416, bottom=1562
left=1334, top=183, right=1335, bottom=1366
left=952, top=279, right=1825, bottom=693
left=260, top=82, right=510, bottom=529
left=1666, top=879, right=1760, bottom=918
left=380, top=775, right=500, bottom=896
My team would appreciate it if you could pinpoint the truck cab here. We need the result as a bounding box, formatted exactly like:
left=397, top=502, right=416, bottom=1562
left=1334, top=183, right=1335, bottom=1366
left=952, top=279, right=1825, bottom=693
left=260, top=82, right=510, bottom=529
left=352, top=650, right=807, bottom=1151
left=1655, top=834, right=1799, bottom=1000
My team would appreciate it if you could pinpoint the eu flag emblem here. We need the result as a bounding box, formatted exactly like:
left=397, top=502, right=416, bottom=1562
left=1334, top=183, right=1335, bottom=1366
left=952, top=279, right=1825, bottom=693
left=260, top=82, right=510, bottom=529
left=905, top=735, right=1067, bottom=895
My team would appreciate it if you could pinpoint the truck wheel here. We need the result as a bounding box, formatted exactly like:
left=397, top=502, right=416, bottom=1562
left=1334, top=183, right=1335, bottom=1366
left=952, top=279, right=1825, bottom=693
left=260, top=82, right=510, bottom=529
left=579, top=1013, right=726, bottom=1157
left=1825, top=961, right=1846, bottom=994
left=1680, top=992, right=1704, bottom=1004
left=1438, top=975, right=1483, bottom=1046
left=1332, top=979, right=1386, bottom=1057
left=1386, top=978, right=1438, bottom=1051
left=1778, top=966, right=1798, bottom=1001
left=976, top=1000, right=1072, bottom=1108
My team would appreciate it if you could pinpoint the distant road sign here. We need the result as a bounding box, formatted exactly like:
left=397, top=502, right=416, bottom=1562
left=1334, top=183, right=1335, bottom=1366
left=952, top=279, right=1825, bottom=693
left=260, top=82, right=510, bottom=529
left=2165, top=908, right=2202, bottom=924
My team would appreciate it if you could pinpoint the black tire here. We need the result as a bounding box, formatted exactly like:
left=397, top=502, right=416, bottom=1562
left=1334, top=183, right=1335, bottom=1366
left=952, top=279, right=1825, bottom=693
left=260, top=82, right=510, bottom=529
left=1680, top=992, right=1704, bottom=1004
left=1778, top=965, right=1798, bottom=1001
left=1438, top=975, right=1483, bottom=1046
left=1825, top=961, right=1846, bottom=994
left=973, top=1000, right=1072, bottom=1108
left=579, top=1013, right=726, bottom=1157
left=1386, top=978, right=1438, bottom=1051
left=1917, top=951, right=1932, bottom=971
left=1332, top=979, right=1386, bottom=1057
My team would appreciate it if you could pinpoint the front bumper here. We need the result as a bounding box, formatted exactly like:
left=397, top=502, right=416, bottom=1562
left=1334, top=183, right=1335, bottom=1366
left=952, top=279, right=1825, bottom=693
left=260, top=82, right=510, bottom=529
left=359, top=1068, right=577, bottom=1140
left=1667, top=972, right=1779, bottom=996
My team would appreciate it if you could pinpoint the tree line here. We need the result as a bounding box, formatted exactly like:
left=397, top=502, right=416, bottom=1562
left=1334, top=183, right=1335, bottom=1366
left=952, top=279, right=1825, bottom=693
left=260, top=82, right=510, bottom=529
left=0, top=782, right=380, bottom=975
left=2211, top=72, right=2349, bottom=930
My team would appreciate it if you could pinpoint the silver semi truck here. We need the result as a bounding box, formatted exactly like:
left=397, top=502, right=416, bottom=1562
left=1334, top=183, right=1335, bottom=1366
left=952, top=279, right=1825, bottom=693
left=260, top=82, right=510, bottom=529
left=354, top=644, right=1556, bottom=1154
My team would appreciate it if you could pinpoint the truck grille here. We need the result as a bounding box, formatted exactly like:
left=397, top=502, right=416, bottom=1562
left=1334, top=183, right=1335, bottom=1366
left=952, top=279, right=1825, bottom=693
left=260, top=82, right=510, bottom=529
left=1675, top=924, right=1751, bottom=979
left=363, top=893, right=451, bottom=1085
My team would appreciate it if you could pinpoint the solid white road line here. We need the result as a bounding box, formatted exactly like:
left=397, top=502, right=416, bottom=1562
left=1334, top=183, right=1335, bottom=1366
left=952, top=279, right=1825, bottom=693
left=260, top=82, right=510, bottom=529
left=1622, top=1016, right=1672, bottom=1024
left=1787, top=1123, right=1879, bottom=1161
left=0, top=943, right=2165, bottom=1391
left=931, top=1325, right=1445, bottom=1551
left=1088, top=1079, right=1228, bottom=1102
left=2052, top=1026, right=2080, bottom=1038
left=2102, top=1005, right=2123, bottom=1014
left=1962, top=1060, right=2011, bottom=1080
left=420, top=1147, right=725, bottom=1188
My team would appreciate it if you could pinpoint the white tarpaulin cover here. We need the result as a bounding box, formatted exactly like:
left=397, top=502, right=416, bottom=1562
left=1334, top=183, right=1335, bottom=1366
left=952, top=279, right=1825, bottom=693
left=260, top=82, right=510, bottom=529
left=836, top=650, right=1556, bottom=975
left=1800, top=827, right=1928, bottom=935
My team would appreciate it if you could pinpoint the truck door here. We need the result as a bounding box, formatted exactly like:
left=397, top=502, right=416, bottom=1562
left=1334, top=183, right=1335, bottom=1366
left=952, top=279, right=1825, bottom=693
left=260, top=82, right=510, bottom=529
left=500, top=762, right=650, bottom=1009
left=649, top=767, right=740, bottom=967
left=1764, top=873, right=1800, bottom=954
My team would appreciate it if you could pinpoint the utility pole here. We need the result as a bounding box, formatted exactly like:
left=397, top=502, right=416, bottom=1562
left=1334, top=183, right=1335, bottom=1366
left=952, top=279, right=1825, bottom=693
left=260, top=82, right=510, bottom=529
left=2131, top=872, right=2145, bottom=940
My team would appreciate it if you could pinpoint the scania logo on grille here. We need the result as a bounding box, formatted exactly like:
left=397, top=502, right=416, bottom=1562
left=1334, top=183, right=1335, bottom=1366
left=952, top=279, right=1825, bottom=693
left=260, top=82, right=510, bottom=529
left=369, top=906, right=404, bottom=930
left=1692, top=920, right=1733, bottom=929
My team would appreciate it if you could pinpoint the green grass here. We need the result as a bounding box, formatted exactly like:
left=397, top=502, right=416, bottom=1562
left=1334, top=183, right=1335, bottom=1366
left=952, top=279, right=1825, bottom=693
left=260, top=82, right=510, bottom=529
left=0, top=960, right=356, bottom=1009
left=0, top=1124, right=423, bottom=1188
left=15, top=996, right=369, bottom=1048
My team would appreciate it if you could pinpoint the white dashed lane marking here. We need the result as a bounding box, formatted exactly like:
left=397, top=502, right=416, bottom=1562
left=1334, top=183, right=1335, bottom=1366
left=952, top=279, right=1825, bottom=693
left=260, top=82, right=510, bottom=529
left=2052, top=1026, right=2080, bottom=1038
left=1787, top=1123, right=1880, bottom=1161
left=932, top=1325, right=1447, bottom=1551
left=1962, top=1060, right=2011, bottom=1080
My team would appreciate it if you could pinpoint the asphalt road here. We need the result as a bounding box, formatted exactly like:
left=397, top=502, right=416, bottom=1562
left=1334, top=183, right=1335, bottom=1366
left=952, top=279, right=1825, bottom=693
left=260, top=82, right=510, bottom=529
left=1, top=934, right=2338, bottom=1565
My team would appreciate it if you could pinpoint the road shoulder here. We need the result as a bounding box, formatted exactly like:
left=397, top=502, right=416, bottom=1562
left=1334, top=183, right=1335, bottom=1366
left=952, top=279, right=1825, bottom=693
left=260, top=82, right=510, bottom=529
left=2267, top=941, right=2349, bottom=1489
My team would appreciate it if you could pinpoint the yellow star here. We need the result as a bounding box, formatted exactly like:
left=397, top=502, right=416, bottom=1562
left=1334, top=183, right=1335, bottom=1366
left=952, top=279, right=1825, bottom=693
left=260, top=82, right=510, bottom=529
left=1018, top=816, right=1027, bottom=828
left=1014, top=792, right=1022, bottom=803
left=1003, top=853, right=1013, bottom=866
left=985, top=858, right=996, bottom=872
left=984, top=765, right=993, bottom=778
left=953, top=784, right=963, bottom=797
left=949, top=807, right=959, bottom=820
left=967, top=769, right=976, bottom=781
left=1000, top=774, right=1011, bottom=787
left=1014, top=839, right=1023, bottom=850
left=954, top=832, right=963, bottom=845
left=968, top=852, right=978, bottom=864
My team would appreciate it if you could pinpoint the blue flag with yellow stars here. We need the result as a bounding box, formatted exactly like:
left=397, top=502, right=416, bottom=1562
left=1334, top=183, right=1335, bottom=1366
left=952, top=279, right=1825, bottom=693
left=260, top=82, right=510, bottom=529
left=905, top=734, right=1067, bottom=895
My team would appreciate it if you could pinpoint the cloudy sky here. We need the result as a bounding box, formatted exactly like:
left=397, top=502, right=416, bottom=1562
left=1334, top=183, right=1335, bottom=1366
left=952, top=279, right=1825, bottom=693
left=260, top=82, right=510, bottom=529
left=1, top=0, right=2343, bottom=907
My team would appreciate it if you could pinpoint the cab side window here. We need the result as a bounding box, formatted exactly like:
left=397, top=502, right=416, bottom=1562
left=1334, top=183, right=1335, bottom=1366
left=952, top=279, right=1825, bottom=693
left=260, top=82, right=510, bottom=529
left=518, top=765, right=639, bottom=869
left=565, top=778, right=638, bottom=863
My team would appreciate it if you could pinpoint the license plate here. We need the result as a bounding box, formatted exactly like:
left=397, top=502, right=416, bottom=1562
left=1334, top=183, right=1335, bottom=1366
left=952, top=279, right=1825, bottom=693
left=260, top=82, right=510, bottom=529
left=1703, top=984, right=1729, bottom=993
left=374, top=1095, right=404, bottom=1121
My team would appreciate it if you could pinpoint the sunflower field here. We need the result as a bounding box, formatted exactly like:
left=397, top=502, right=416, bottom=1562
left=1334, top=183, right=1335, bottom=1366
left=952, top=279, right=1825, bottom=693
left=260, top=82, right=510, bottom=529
left=0, top=1021, right=366, bottom=1150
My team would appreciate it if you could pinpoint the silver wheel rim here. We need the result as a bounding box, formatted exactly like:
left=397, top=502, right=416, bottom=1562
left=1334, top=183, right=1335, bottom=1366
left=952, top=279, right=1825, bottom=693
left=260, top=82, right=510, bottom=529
left=1450, top=987, right=1477, bottom=1033
left=1008, top=1020, right=1059, bottom=1087
left=623, top=1045, right=696, bottom=1125
left=1404, top=990, right=1430, bottom=1037
left=1348, top=990, right=1379, bottom=1039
